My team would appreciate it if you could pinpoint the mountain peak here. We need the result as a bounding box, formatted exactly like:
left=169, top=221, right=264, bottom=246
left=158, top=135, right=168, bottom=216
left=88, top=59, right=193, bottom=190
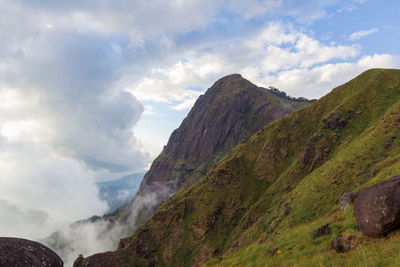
left=74, top=74, right=312, bottom=266
left=209, top=73, right=253, bottom=94
left=217, top=73, right=243, bottom=81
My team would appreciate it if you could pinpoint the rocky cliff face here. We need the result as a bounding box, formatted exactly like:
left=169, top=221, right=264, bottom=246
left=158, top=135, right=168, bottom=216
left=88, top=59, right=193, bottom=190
left=74, top=69, right=400, bottom=267
left=119, top=74, right=310, bottom=225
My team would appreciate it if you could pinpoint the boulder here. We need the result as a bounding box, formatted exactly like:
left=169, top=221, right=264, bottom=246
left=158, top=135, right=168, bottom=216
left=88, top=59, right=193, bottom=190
left=338, top=191, right=359, bottom=210
left=0, top=237, right=63, bottom=266
left=354, top=175, right=400, bottom=237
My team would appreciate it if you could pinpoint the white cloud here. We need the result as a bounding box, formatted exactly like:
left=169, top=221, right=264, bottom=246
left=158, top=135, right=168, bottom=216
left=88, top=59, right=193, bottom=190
left=170, top=98, right=198, bottom=111
left=125, top=22, right=361, bottom=105
left=228, top=0, right=282, bottom=19
left=124, top=22, right=397, bottom=103
left=0, top=26, right=150, bottom=172
left=247, top=22, right=359, bottom=73
left=123, top=59, right=212, bottom=103
left=0, top=141, right=108, bottom=240
left=0, top=0, right=151, bottom=252
left=252, top=54, right=400, bottom=98
left=349, top=27, right=378, bottom=40
left=143, top=105, right=155, bottom=115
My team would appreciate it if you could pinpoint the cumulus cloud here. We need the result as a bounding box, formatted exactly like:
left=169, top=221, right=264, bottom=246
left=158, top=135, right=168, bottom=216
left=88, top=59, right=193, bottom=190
left=0, top=0, right=150, bottom=252
left=123, top=21, right=362, bottom=108
left=123, top=21, right=399, bottom=110
left=0, top=18, right=149, bottom=172
left=252, top=54, right=400, bottom=98
left=349, top=27, right=378, bottom=40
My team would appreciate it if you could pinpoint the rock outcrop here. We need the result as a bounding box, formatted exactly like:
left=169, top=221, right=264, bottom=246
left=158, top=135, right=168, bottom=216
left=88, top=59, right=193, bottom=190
left=119, top=74, right=310, bottom=225
left=75, top=74, right=311, bottom=266
left=74, top=69, right=400, bottom=266
left=0, top=237, right=63, bottom=266
left=354, top=175, right=400, bottom=237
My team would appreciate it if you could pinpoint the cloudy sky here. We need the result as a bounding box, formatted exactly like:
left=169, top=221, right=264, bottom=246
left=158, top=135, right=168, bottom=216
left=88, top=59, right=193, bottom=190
left=0, top=0, right=399, bottom=239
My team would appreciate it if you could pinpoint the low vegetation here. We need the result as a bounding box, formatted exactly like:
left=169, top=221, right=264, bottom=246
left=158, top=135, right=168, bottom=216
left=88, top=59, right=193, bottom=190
left=75, top=69, right=400, bottom=267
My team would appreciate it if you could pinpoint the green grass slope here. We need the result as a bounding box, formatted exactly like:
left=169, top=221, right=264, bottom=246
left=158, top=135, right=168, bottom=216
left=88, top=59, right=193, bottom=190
left=206, top=68, right=400, bottom=266
left=75, top=69, right=400, bottom=267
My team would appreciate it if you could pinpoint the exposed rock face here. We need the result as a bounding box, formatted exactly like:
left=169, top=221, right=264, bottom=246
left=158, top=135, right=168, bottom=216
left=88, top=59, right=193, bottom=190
left=119, top=74, right=310, bottom=225
left=354, top=175, right=400, bottom=237
left=75, top=74, right=311, bottom=266
left=73, top=69, right=400, bottom=267
left=0, top=237, right=63, bottom=266
left=338, top=191, right=359, bottom=211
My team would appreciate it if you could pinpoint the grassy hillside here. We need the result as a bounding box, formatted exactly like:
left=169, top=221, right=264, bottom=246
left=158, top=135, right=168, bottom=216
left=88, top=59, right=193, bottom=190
left=75, top=69, right=400, bottom=267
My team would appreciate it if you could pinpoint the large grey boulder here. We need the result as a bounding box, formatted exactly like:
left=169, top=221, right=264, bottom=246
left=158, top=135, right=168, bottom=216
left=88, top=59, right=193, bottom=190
left=0, top=237, right=63, bottom=266
left=354, top=175, right=400, bottom=237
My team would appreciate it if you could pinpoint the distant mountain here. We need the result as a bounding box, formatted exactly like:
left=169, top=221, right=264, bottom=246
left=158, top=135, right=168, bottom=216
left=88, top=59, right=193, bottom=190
left=96, top=172, right=144, bottom=212
left=74, top=69, right=400, bottom=267
left=118, top=74, right=311, bottom=227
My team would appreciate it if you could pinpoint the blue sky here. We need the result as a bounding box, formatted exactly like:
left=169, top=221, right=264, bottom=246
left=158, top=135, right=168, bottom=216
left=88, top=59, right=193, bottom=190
left=0, top=0, right=399, bottom=240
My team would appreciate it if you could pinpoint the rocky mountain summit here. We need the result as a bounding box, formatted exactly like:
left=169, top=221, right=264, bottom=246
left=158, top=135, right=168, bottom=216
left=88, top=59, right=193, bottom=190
left=118, top=74, right=310, bottom=226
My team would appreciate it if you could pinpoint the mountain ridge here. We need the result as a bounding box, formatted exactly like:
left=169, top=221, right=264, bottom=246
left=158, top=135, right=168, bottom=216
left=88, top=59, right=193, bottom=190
left=118, top=73, right=311, bottom=226
left=75, top=69, right=400, bottom=266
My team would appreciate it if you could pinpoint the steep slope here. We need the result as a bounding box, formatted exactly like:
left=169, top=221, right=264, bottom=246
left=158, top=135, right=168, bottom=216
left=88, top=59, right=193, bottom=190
left=74, top=69, right=400, bottom=267
left=119, top=74, right=310, bottom=226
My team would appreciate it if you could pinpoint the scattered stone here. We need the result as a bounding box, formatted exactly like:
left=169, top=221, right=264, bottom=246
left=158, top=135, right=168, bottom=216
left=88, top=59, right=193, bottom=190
left=338, top=191, right=360, bottom=210
left=0, top=237, right=63, bottom=267
left=322, top=112, right=348, bottom=129
left=384, top=136, right=396, bottom=149
left=331, top=235, right=343, bottom=252
left=283, top=204, right=290, bottom=216
left=331, top=234, right=361, bottom=253
left=313, top=224, right=331, bottom=239
left=354, top=175, right=400, bottom=237
left=232, top=241, right=239, bottom=251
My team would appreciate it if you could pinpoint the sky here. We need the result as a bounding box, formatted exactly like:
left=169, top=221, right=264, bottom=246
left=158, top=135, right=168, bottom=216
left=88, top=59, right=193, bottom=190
left=0, top=0, right=399, bottom=240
